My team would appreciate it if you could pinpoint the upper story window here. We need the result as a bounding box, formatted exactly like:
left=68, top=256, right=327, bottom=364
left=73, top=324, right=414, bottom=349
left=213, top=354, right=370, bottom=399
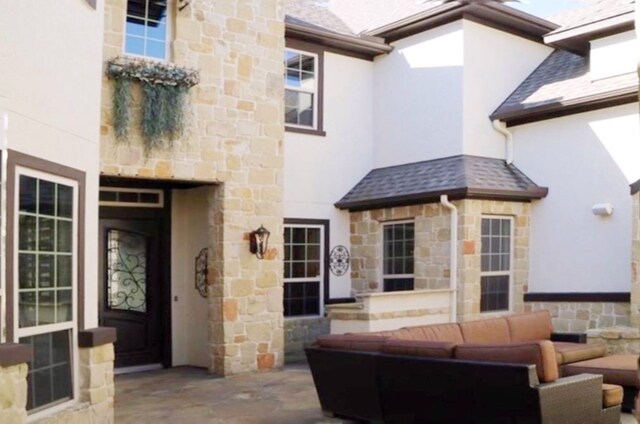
left=284, top=47, right=324, bottom=135
left=382, top=222, right=414, bottom=292
left=125, top=0, right=169, bottom=60
left=480, top=216, right=513, bottom=313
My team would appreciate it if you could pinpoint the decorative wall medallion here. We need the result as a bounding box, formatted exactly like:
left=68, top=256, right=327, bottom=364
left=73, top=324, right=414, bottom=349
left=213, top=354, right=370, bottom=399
left=329, top=245, right=350, bottom=276
left=195, top=248, right=208, bottom=298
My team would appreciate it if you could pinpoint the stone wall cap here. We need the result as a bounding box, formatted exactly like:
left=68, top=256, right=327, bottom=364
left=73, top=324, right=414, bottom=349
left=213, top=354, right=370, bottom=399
left=79, top=327, right=117, bottom=348
left=0, top=343, right=32, bottom=367
left=587, top=326, right=640, bottom=339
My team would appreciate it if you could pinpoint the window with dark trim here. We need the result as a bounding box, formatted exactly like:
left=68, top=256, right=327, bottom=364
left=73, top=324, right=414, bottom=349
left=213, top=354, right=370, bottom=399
left=382, top=222, right=414, bottom=292
left=284, top=225, right=323, bottom=317
left=480, top=217, right=512, bottom=312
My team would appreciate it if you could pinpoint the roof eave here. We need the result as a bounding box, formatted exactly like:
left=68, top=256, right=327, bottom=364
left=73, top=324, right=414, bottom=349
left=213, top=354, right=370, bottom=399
left=491, top=86, right=639, bottom=127
left=366, top=3, right=557, bottom=45
left=285, top=22, right=393, bottom=59
left=545, top=12, right=634, bottom=56
left=335, top=186, right=548, bottom=212
left=631, top=179, right=640, bottom=195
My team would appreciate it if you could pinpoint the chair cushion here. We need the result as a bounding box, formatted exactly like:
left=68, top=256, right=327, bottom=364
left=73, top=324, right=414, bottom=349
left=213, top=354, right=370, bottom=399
left=381, top=340, right=456, bottom=358
left=553, top=342, right=607, bottom=364
left=506, top=310, right=553, bottom=342
left=454, top=340, right=559, bottom=383
left=602, top=384, right=623, bottom=408
left=316, top=334, right=389, bottom=352
left=459, top=317, right=511, bottom=343
left=562, top=354, right=640, bottom=388
left=396, top=323, right=464, bottom=343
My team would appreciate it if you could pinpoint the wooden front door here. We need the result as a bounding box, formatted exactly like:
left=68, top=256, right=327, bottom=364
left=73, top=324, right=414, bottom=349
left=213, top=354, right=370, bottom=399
left=98, top=214, right=166, bottom=368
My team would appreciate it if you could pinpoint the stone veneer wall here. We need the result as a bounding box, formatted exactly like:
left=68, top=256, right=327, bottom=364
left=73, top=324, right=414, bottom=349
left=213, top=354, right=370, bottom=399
left=0, top=343, right=115, bottom=424
left=0, top=363, right=27, bottom=423
left=349, top=199, right=531, bottom=322
left=101, top=0, right=285, bottom=374
left=530, top=302, right=631, bottom=332
left=284, top=318, right=329, bottom=363
left=631, top=192, right=640, bottom=326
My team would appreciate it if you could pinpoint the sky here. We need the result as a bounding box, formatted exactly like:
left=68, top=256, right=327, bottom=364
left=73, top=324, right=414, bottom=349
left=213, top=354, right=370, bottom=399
left=509, top=0, right=588, bottom=19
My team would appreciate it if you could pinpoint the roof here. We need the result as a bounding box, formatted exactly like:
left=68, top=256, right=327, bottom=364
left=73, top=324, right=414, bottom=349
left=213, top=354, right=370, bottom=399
left=547, top=0, right=634, bottom=33
left=335, top=155, right=548, bottom=211
left=491, top=49, right=638, bottom=126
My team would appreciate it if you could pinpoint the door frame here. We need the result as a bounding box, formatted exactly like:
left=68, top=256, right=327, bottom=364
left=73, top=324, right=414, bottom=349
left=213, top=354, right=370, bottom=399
left=98, top=189, right=172, bottom=368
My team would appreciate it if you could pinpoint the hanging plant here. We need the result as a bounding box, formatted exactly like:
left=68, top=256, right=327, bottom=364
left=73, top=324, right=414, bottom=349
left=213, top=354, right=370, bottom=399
left=105, top=56, right=199, bottom=154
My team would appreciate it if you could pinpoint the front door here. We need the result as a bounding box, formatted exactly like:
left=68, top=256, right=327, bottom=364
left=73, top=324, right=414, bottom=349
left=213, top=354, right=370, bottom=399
left=98, top=215, right=165, bottom=368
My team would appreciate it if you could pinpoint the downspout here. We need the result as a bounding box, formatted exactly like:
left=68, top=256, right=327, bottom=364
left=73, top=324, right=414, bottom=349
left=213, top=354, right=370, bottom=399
left=492, top=119, right=514, bottom=165
left=440, top=195, right=457, bottom=323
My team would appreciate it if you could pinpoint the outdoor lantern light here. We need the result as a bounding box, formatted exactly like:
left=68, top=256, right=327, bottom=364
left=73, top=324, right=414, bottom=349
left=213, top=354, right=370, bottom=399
left=249, top=225, right=270, bottom=259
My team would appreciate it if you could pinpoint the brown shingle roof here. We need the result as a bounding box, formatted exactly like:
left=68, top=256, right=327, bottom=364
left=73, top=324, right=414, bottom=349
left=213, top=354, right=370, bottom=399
left=335, top=155, right=548, bottom=211
left=491, top=49, right=638, bottom=125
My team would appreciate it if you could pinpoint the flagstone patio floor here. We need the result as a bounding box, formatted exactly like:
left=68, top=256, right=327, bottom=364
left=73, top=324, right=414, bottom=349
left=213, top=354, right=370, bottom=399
left=115, top=363, right=637, bottom=424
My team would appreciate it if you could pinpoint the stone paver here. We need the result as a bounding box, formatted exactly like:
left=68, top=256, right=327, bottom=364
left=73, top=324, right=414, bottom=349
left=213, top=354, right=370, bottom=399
left=115, top=364, right=637, bottom=424
left=115, top=364, right=353, bottom=424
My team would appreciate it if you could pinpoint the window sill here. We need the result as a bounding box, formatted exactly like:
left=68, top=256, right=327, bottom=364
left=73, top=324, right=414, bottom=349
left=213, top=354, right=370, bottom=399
left=285, top=126, right=326, bottom=137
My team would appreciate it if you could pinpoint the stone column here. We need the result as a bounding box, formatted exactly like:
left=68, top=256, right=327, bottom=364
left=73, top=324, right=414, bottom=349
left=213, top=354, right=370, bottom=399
left=0, top=344, right=30, bottom=424
left=631, top=192, right=640, bottom=326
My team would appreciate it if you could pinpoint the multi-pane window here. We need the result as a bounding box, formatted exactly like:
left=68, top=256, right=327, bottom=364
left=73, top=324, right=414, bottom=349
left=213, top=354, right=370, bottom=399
left=125, top=0, right=169, bottom=60
left=16, top=171, right=77, bottom=413
left=382, top=222, right=414, bottom=292
left=284, top=226, right=322, bottom=317
left=480, top=217, right=512, bottom=312
left=284, top=49, right=318, bottom=129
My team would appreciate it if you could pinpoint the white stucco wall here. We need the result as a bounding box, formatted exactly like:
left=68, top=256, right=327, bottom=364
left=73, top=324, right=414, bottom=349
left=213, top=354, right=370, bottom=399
left=0, top=0, right=103, bottom=330
left=462, top=21, right=553, bottom=159
left=373, top=21, right=465, bottom=168
left=171, top=187, right=210, bottom=367
left=590, top=31, right=637, bottom=81
left=512, top=104, right=640, bottom=293
left=284, top=52, right=374, bottom=299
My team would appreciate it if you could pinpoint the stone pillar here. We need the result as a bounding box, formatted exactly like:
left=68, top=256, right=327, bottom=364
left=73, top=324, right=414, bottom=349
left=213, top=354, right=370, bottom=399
left=0, top=344, right=30, bottom=424
left=631, top=192, right=640, bottom=326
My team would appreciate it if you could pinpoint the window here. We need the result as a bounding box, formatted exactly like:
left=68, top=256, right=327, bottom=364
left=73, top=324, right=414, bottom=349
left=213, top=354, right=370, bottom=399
left=15, top=170, right=78, bottom=413
left=480, top=217, right=513, bottom=312
left=284, top=49, right=319, bottom=130
left=284, top=225, right=323, bottom=317
left=382, top=222, right=414, bottom=292
left=125, top=0, right=169, bottom=60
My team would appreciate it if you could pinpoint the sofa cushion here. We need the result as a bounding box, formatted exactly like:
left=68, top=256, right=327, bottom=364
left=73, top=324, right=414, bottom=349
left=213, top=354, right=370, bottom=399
left=459, top=317, right=510, bottom=343
left=506, top=310, right=553, bottom=342
left=601, top=384, right=623, bottom=408
left=562, top=354, right=640, bottom=388
left=316, top=334, right=389, bottom=352
left=553, top=342, right=607, bottom=364
left=396, top=323, right=464, bottom=343
left=368, top=329, right=411, bottom=339
left=381, top=340, right=456, bottom=358
left=454, top=340, right=559, bottom=383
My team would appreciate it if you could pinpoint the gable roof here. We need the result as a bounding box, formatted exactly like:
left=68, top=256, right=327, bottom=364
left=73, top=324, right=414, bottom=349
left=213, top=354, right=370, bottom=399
left=491, top=49, right=638, bottom=126
left=335, top=155, right=548, bottom=211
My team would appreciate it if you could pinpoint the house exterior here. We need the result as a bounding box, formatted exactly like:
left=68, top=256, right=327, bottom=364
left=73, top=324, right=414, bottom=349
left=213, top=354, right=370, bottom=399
left=0, top=0, right=639, bottom=422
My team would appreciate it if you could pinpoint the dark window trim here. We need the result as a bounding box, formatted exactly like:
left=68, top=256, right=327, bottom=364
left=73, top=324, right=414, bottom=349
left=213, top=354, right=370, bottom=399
left=6, top=150, right=87, bottom=342
left=523, top=292, right=630, bottom=303
left=284, top=218, right=330, bottom=306
left=285, top=39, right=325, bottom=136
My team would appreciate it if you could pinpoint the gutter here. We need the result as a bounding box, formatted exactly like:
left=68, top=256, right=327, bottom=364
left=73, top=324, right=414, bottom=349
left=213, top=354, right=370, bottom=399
left=440, top=195, right=458, bottom=323
left=492, top=119, right=514, bottom=165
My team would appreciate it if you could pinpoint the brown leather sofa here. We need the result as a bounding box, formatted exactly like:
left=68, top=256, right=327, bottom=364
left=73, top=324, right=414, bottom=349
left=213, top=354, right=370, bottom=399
left=306, top=310, right=623, bottom=424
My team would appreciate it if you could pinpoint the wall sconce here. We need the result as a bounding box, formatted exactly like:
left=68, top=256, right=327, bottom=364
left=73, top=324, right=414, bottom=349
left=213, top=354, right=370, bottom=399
left=592, top=203, right=613, bottom=216
left=249, top=225, right=270, bottom=259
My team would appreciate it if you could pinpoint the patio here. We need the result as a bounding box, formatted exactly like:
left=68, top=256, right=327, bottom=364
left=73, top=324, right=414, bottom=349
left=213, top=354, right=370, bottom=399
left=115, top=364, right=637, bottom=423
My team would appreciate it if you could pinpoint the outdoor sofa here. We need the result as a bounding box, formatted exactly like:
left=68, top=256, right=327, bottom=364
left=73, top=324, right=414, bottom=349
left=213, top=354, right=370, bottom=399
left=306, top=310, right=626, bottom=424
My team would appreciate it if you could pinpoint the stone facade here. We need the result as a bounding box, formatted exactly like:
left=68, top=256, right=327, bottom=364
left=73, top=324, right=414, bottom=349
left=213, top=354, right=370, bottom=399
left=631, top=192, right=640, bottom=326
left=349, top=199, right=531, bottom=322
left=101, top=0, right=285, bottom=374
left=0, top=363, right=28, bottom=424
left=530, top=302, right=631, bottom=332
left=587, top=327, right=640, bottom=355
left=284, top=318, right=329, bottom=363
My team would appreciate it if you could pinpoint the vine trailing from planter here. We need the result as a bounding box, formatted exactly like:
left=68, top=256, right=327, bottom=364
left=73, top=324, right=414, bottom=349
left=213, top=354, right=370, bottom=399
left=106, top=56, right=199, bottom=154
